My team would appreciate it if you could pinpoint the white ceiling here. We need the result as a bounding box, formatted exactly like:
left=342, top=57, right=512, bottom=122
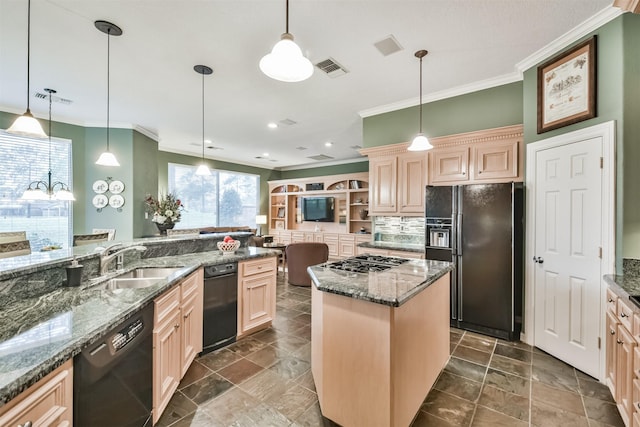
left=0, top=0, right=614, bottom=170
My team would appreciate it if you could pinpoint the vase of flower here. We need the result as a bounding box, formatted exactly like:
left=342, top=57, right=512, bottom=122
left=145, top=193, right=184, bottom=235
left=155, top=222, right=175, bottom=235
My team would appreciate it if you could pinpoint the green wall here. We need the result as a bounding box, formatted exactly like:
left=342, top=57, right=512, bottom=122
left=132, top=131, right=159, bottom=238
left=522, top=15, right=635, bottom=264
left=363, top=82, right=524, bottom=148
left=279, top=161, right=369, bottom=180
left=622, top=14, right=640, bottom=258
left=157, top=151, right=280, bottom=219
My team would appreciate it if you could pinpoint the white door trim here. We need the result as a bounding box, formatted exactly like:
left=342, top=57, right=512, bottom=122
left=523, top=120, right=616, bottom=382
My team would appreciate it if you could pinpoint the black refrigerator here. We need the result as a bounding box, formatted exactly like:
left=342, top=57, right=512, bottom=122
left=425, top=183, right=524, bottom=340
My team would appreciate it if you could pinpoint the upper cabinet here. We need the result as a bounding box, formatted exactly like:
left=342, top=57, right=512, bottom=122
left=362, top=147, right=428, bottom=217
left=428, top=124, right=523, bottom=185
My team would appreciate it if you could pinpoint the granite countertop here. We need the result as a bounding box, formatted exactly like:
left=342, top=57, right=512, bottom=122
left=308, top=258, right=453, bottom=307
left=604, top=259, right=640, bottom=302
left=0, top=247, right=277, bottom=406
left=357, top=241, right=424, bottom=254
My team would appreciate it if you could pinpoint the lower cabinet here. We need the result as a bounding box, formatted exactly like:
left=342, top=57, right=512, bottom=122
left=606, top=286, right=640, bottom=427
left=0, top=360, right=73, bottom=427
left=153, top=268, right=204, bottom=424
left=238, top=257, right=277, bottom=338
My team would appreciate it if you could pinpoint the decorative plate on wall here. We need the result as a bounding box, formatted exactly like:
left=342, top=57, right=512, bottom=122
left=92, top=180, right=109, bottom=194
left=109, top=180, right=125, bottom=194
left=109, top=195, right=125, bottom=209
left=92, top=194, right=108, bottom=208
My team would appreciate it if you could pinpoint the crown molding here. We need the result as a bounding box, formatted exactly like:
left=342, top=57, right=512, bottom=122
left=276, top=156, right=368, bottom=171
left=358, top=72, right=521, bottom=118
left=613, top=0, right=640, bottom=14
left=515, top=6, right=623, bottom=73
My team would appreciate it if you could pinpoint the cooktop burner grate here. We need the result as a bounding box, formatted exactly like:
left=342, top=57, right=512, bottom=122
left=328, top=255, right=410, bottom=273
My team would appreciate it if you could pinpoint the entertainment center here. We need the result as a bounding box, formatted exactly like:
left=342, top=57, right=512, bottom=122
left=268, top=172, right=370, bottom=235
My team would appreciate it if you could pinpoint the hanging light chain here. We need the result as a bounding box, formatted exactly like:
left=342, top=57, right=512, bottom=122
left=26, top=0, right=32, bottom=112
left=201, top=70, right=205, bottom=161
left=106, top=27, right=111, bottom=151
left=285, top=0, right=289, bottom=34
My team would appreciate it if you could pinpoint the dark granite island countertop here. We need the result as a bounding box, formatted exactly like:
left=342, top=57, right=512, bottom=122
left=308, top=258, right=453, bottom=306
left=0, top=247, right=277, bottom=407
left=309, top=257, right=453, bottom=427
left=357, top=241, right=425, bottom=254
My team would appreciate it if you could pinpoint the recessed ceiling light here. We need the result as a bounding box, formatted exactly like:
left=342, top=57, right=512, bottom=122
left=204, top=139, right=212, bottom=144
left=325, top=141, right=333, bottom=147
left=263, top=152, right=270, bottom=157
left=267, top=122, right=278, bottom=129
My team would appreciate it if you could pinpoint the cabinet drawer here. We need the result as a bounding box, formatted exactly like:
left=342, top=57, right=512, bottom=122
left=241, top=257, right=277, bottom=277
left=155, top=285, right=181, bottom=326
left=618, top=298, right=635, bottom=332
left=607, top=288, right=618, bottom=315
left=389, top=250, right=424, bottom=259
left=0, top=359, right=73, bottom=427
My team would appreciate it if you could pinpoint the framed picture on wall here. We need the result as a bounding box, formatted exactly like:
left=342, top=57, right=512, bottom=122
left=277, top=207, right=286, bottom=218
left=537, top=36, right=596, bottom=134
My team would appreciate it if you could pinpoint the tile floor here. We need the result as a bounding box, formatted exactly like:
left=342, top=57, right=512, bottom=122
left=157, top=273, right=624, bottom=427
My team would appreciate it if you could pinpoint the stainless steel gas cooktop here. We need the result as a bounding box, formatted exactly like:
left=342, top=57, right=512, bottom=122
left=328, top=255, right=410, bottom=273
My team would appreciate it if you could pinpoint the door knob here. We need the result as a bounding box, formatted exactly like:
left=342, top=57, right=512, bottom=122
left=533, top=256, right=544, bottom=264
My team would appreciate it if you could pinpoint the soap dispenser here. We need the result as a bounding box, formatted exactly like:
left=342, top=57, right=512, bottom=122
left=66, top=257, right=84, bottom=287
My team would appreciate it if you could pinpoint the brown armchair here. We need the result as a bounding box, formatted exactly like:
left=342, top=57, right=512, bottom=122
left=285, top=242, right=329, bottom=287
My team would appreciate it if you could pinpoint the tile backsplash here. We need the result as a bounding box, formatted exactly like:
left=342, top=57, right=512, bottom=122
left=373, top=216, right=425, bottom=245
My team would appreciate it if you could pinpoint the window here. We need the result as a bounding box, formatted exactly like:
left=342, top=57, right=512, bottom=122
left=168, top=163, right=259, bottom=228
left=0, top=131, right=73, bottom=250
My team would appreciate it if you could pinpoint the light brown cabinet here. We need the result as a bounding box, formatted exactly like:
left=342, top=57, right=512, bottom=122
left=323, top=233, right=340, bottom=259
left=606, top=285, right=640, bottom=427
left=153, top=268, right=204, bottom=424
left=369, top=156, right=398, bottom=214
left=428, top=124, right=523, bottom=185
left=356, top=246, right=425, bottom=259
left=339, top=234, right=356, bottom=258
left=238, top=257, right=277, bottom=338
left=0, top=360, right=72, bottom=427
left=364, top=150, right=427, bottom=217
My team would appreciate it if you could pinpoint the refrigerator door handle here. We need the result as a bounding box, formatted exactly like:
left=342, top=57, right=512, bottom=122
left=456, top=213, right=463, bottom=256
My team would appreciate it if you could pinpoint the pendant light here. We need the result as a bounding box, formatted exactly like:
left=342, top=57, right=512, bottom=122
left=7, top=0, right=46, bottom=138
left=407, top=49, right=434, bottom=152
left=194, top=65, right=213, bottom=176
left=95, top=20, right=122, bottom=167
left=259, top=0, right=313, bottom=82
left=21, top=89, right=75, bottom=201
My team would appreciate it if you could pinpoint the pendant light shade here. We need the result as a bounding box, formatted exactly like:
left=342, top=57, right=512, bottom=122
left=8, top=0, right=46, bottom=138
left=95, top=20, right=122, bottom=167
left=21, top=88, right=75, bottom=201
left=260, top=0, right=313, bottom=82
left=407, top=49, right=434, bottom=152
left=194, top=65, right=213, bottom=177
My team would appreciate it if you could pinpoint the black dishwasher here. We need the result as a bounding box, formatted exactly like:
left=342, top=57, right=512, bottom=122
left=202, top=262, right=238, bottom=353
left=74, top=303, right=153, bottom=427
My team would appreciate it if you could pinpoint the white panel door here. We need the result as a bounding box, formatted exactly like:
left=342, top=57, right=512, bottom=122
left=533, top=136, right=602, bottom=377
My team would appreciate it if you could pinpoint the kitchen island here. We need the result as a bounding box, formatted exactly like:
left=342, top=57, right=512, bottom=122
left=308, top=256, right=453, bottom=427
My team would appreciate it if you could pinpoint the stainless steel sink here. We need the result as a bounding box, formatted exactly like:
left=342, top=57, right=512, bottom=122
left=97, top=277, right=163, bottom=290
left=90, top=267, right=185, bottom=290
left=115, top=267, right=184, bottom=279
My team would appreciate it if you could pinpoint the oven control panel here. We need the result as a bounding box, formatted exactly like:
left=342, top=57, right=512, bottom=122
left=111, top=318, right=144, bottom=351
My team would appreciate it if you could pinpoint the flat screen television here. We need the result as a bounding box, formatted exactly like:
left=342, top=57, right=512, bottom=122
left=302, top=197, right=335, bottom=222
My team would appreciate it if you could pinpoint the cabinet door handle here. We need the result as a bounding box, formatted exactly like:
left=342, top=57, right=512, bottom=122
left=617, top=339, right=623, bottom=344
left=610, top=329, right=616, bottom=335
left=608, top=298, right=614, bottom=303
left=19, top=422, right=33, bottom=427
left=174, top=323, right=180, bottom=329
left=621, top=312, right=628, bottom=318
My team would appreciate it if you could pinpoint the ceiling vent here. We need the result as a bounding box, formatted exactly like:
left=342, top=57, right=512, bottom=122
left=374, top=35, right=403, bottom=56
left=279, top=118, right=297, bottom=126
left=206, top=145, right=223, bottom=150
left=34, top=91, right=73, bottom=105
left=350, top=144, right=362, bottom=150
left=296, top=146, right=308, bottom=151
left=308, top=154, right=334, bottom=161
left=315, top=58, right=348, bottom=78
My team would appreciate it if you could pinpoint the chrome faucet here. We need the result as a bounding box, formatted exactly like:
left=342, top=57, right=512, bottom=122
left=99, top=243, right=147, bottom=275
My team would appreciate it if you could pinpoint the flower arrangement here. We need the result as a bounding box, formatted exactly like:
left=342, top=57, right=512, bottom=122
left=144, top=193, right=184, bottom=225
